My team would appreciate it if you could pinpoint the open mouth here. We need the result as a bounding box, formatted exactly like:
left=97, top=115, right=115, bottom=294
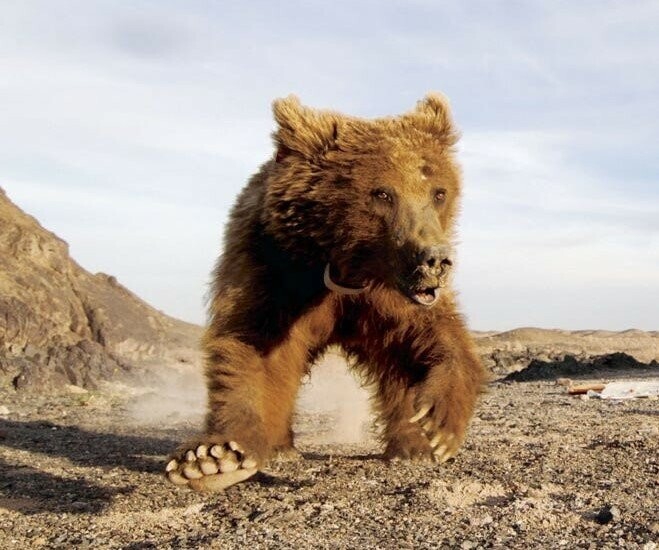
left=409, top=286, right=441, bottom=307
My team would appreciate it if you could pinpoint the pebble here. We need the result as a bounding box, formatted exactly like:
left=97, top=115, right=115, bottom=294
left=65, top=384, right=89, bottom=395
left=184, top=503, right=205, bottom=516
left=594, top=505, right=621, bottom=525
left=470, top=515, right=493, bottom=527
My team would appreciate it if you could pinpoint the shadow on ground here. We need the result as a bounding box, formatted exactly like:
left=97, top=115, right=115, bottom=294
left=0, top=456, right=131, bottom=515
left=0, top=419, right=178, bottom=472
left=0, top=419, right=178, bottom=514
left=0, top=420, right=382, bottom=515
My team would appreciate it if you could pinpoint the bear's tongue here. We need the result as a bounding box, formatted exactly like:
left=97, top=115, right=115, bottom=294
left=412, top=287, right=439, bottom=306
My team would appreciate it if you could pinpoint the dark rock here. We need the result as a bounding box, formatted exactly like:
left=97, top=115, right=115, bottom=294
left=594, top=505, right=620, bottom=525
left=502, top=353, right=657, bottom=383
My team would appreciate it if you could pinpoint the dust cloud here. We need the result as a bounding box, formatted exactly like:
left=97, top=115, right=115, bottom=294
left=126, top=363, right=206, bottom=426
left=126, top=351, right=374, bottom=445
left=296, top=351, right=374, bottom=444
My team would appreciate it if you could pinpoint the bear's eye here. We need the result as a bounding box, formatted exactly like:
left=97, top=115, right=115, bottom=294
left=373, top=189, right=393, bottom=203
left=434, top=189, right=447, bottom=203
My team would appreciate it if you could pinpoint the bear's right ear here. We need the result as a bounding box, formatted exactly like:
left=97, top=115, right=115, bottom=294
left=272, top=95, right=339, bottom=162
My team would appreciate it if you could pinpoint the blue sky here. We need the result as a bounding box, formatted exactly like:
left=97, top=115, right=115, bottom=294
left=1, top=0, right=658, bottom=330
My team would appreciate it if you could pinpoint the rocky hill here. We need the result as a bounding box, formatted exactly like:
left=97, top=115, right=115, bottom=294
left=0, top=187, right=203, bottom=392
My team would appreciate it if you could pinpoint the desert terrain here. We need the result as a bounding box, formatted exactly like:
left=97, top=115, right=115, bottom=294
left=0, top=345, right=658, bottom=549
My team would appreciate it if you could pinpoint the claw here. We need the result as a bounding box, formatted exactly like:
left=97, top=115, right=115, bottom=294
left=196, top=445, right=209, bottom=458
left=421, top=420, right=434, bottom=434
left=241, top=457, right=257, bottom=469
left=167, top=470, right=189, bottom=486
left=183, top=463, right=204, bottom=480
left=429, top=433, right=442, bottom=448
left=433, top=444, right=454, bottom=464
left=410, top=404, right=432, bottom=423
left=438, top=452, right=453, bottom=464
left=219, top=452, right=239, bottom=473
left=185, top=450, right=196, bottom=462
left=165, top=459, right=178, bottom=473
left=434, top=444, right=448, bottom=458
left=209, top=445, right=225, bottom=459
left=199, top=458, right=219, bottom=475
left=228, top=441, right=244, bottom=453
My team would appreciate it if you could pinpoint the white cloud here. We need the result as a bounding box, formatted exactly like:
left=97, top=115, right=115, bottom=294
left=456, top=130, right=659, bottom=329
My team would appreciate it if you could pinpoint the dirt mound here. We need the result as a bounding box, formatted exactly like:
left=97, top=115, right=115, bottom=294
left=475, top=328, right=659, bottom=376
left=502, top=352, right=659, bottom=382
left=0, top=187, right=202, bottom=392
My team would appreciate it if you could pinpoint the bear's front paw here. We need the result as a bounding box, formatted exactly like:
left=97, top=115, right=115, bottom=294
left=409, top=403, right=463, bottom=464
left=166, top=440, right=258, bottom=492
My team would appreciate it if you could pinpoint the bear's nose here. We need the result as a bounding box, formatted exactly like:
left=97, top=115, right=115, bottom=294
left=416, top=246, right=452, bottom=271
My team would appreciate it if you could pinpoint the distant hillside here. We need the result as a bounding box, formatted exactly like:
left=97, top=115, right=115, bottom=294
left=0, top=187, right=203, bottom=392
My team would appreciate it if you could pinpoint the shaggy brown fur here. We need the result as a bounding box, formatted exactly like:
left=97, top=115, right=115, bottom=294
left=166, top=93, right=487, bottom=491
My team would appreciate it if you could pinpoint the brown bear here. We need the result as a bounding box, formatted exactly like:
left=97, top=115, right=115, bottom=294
left=165, top=93, right=486, bottom=491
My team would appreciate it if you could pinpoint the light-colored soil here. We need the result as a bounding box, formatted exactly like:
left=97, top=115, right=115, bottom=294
left=1, top=358, right=657, bottom=549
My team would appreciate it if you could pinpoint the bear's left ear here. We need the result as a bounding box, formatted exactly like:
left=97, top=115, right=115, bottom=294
left=272, top=95, right=339, bottom=162
left=410, top=92, right=459, bottom=145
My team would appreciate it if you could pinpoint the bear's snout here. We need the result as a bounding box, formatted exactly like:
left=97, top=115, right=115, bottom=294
left=391, top=244, right=453, bottom=307
left=415, top=246, right=452, bottom=275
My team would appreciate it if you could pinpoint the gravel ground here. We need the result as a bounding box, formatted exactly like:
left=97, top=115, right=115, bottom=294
left=0, top=368, right=657, bottom=549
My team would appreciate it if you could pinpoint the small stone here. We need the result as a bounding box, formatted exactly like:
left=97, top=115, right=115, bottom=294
left=184, top=503, right=205, bottom=515
left=594, top=505, right=620, bottom=525
left=65, top=384, right=89, bottom=395
left=470, top=514, right=493, bottom=527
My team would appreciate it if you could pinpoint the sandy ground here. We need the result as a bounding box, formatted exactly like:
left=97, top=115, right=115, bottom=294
left=0, top=360, right=657, bottom=549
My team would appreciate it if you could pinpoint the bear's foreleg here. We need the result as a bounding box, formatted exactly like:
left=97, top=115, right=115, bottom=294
left=408, top=337, right=485, bottom=463
left=366, top=322, right=485, bottom=463
left=166, top=335, right=304, bottom=491
left=165, top=337, right=265, bottom=490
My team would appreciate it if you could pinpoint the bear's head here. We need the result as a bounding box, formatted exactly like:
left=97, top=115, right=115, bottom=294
left=263, top=93, right=462, bottom=307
